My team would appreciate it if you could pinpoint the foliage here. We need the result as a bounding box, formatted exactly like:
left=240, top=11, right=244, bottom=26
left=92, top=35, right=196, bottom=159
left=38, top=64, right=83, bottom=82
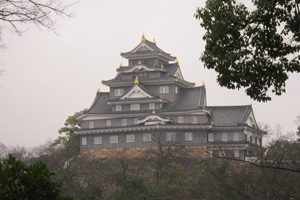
left=0, top=155, right=73, bottom=200
left=195, top=0, right=300, bottom=102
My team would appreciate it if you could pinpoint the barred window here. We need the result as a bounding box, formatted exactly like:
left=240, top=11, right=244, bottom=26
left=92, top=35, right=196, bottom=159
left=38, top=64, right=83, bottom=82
left=222, top=133, right=228, bottom=141
left=82, top=137, right=87, bottom=145
left=107, top=120, right=111, bottom=127
left=89, top=121, right=94, bottom=128
left=94, top=136, right=102, bottom=144
left=208, top=133, right=214, bottom=141
left=185, top=133, right=193, bottom=141
left=166, top=133, right=176, bottom=141
left=178, top=116, right=183, bottom=123
left=122, top=119, right=127, bottom=126
left=110, top=136, right=118, bottom=143
left=234, top=150, right=240, bottom=157
left=149, top=103, right=155, bottom=109
left=234, top=132, right=239, bottom=141
left=115, top=88, right=124, bottom=96
left=159, top=86, right=169, bottom=93
left=126, top=134, right=135, bottom=143
left=116, top=105, right=121, bottom=111
left=143, top=133, right=151, bottom=142
left=130, top=104, right=140, bottom=110
left=192, top=116, right=197, bottom=123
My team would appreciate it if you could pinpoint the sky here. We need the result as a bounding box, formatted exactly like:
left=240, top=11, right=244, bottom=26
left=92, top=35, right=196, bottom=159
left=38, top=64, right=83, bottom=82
left=0, top=0, right=299, bottom=148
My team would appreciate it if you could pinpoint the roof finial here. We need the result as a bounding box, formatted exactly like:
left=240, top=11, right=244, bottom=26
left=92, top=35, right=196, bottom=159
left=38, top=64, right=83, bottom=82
left=202, top=81, right=205, bottom=87
left=134, top=76, right=139, bottom=84
left=152, top=110, right=156, bottom=114
left=120, top=62, right=123, bottom=67
left=159, top=49, right=162, bottom=52
left=211, top=121, right=214, bottom=125
left=175, top=58, right=179, bottom=65
left=142, top=33, right=145, bottom=42
left=153, top=38, right=156, bottom=43
left=176, top=75, right=179, bottom=78
left=97, top=88, right=100, bottom=93
left=203, top=105, right=206, bottom=109
left=138, top=60, right=142, bottom=64
left=161, top=64, right=164, bottom=68
left=156, top=121, right=159, bottom=125
left=197, top=105, right=200, bottom=109
left=160, top=95, right=163, bottom=99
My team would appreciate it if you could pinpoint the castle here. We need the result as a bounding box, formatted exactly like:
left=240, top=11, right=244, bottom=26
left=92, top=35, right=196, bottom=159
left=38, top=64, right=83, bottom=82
left=75, top=35, right=263, bottom=160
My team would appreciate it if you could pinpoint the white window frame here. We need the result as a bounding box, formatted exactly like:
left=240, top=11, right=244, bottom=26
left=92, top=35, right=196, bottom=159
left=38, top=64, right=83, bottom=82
left=143, top=133, right=152, bottom=142
left=222, top=133, right=228, bottom=141
left=126, top=134, right=135, bottom=143
left=149, top=103, right=155, bottom=109
left=185, top=133, right=193, bottom=141
left=178, top=116, right=183, bottom=123
left=82, top=137, right=87, bottom=145
left=89, top=121, right=94, bottom=128
left=166, top=133, right=176, bottom=141
left=116, top=105, right=121, bottom=111
left=234, top=150, right=240, bottom=157
left=208, top=133, right=214, bottom=142
left=175, top=86, right=178, bottom=94
left=233, top=132, right=239, bottom=141
left=122, top=119, right=127, bottom=126
left=94, top=136, right=102, bottom=144
left=115, top=88, right=124, bottom=96
left=159, top=86, right=169, bottom=93
left=107, top=120, right=111, bottom=127
left=130, top=104, right=140, bottom=110
left=110, top=135, right=118, bottom=143
left=192, top=116, right=197, bottom=124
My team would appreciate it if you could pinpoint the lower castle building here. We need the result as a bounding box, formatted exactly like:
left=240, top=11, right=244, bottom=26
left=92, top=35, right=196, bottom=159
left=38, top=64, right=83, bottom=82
left=75, top=35, right=263, bottom=160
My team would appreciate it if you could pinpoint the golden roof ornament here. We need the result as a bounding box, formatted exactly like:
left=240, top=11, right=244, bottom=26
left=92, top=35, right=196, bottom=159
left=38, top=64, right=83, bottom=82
left=197, top=105, right=200, bottom=109
left=101, top=80, right=103, bottom=83
left=153, top=66, right=155, bottom=68
left=141, top=34, right=145, bottom=42
left=167, top=116, right=169, bottom=119
left=203, top=105, right=206, bottom=109
left=211, top=121, right=214, bottom=125
left=161, top=64, right=164, bottom=68
left=202, top=81, right=205, bottom=87
left=138, top=60, right=142, bottom=64
left=156, top=121, right=159, bottom=125
left=175, top=58, right=179, bottom=65
left=176, top=75, right=179, bottom=78
left=134, top=76, right=139, bottom=84
left=159, top=49, right=162, bottom=52
left=97, top=88, right=100, bottom=93
left=120, top=62, right=123, bottom=67
left=160, top=95, right=163, bottom=99
left=152, top=110, right=156, bottom=114
left=153, top=38, right=156, bottom=43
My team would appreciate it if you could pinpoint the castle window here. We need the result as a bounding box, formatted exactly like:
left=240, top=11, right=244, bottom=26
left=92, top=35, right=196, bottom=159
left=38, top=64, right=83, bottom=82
left=131, top=104, right=140, bottom=110
left=208, top=133, right=214, bottom=141
left=82, top=137, right=87, bottom=145
left=185, top=133, right=193, bottom=141
left=208, top=150, right=213, bottom=157
left=107, top=120, right=111, bottom=127
left=159, top=86, right=169, bottom=93
left=115, top=88, right=124, bottom=96
left=89, top=121, right=94, bottom=128
left=222, top=133, right=228, bottom=141
left=126, top=134, right=135, bottom=143
left=122, top=119, right=127, bottom=126
left=234, top=150, right=240, bottom=157
left=234, top=133, right=239, bottom=141
left=134, top=118, right=139, bottom=124
left=94, top=136, right=102, bottom=144
left=175, top=86, right=178, bottom=94
left=143, top=133, right=151, bottom=142
left=149, top=103, right=155, bottom=109
left=192, top=116, right=197, bottom=123
left=178, top=116, right=183, bottom=123
left=166, top=133, right=176, bottom=141
left=110, top=135, right=118, bottom=143
left=116, top=105, right=121, bottom=111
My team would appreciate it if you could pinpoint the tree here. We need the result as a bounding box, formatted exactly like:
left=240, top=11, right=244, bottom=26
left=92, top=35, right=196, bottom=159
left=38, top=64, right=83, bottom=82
left=0, top=155, right=73, bottom=200
left=195, top=0, right=300, bottom=102
left=0, top=0, right=74, bottom=37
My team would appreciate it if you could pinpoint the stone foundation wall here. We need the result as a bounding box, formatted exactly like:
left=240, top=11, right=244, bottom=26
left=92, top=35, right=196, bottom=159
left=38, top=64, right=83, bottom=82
left=80, top=145, right=208, bottom=160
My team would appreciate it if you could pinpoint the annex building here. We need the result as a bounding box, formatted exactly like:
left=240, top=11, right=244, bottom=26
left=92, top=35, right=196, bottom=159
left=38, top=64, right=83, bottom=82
left=75, top=35, right=263, bottom=161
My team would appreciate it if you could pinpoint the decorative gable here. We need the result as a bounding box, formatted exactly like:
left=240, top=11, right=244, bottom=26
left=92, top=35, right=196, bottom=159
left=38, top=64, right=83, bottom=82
left=174, top=67, right=183, bottom=79
left=137, top=114, right=172, bottom=125
left=120, top=84, right=154, bottom=99
left=245, top=111, right=258, bottom=128
left=132, top=42, right=154, bottom=53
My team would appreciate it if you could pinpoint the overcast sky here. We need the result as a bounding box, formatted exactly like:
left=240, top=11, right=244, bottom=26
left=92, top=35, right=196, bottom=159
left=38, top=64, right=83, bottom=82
left=0, top=0, right=299, bottom=148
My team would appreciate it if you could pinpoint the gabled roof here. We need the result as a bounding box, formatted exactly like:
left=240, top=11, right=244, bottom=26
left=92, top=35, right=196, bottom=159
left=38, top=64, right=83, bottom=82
left=118, top=83, right=158, bottom=100
left=120, top=35, right=176, bottom=62
left=207, top=105, right=256, bottom=127
left=137, top=114, right=172, bottom=125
